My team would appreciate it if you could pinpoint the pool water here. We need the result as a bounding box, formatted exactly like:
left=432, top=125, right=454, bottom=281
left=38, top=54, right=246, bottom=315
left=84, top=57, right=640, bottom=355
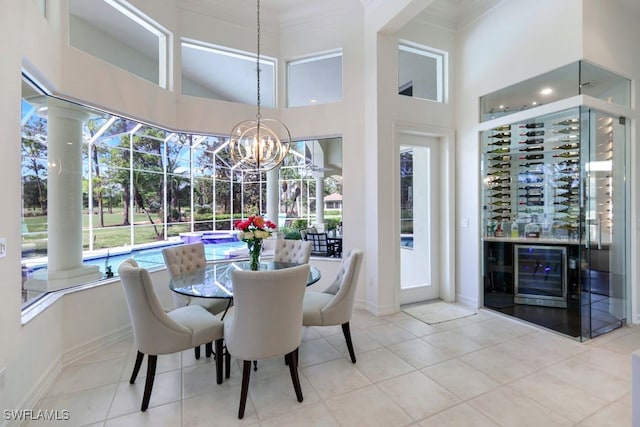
left=400, top=235, right=414, bottom=249
left=26, top=241, right=247, bottom=279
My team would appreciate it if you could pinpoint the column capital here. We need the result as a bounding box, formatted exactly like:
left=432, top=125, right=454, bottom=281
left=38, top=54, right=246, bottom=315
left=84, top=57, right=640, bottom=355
left=47, top=97, right=89, bottom=122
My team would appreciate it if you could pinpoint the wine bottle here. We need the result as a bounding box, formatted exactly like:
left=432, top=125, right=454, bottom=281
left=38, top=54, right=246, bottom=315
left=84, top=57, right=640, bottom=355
left=555, top=118, right=579, bottom=126
left=519, top=207, right=544, bottom=214
left=490, top=215, right=510, bottom=222
left=553, top=183, right=573, bottom=191
left=490, top=161, right=511, bottom=169
left=521, top=161, right=544, bottom=167
left=488, top=139, right=511, bottom=146
left=552, top=142, right=579, bottom=150
left=487, top=147, right=510, bottom=154
left=490, top=132, right=511, bottom=138
left=553, top=151, right=579, bottom=158
left=521, top=130, right=545, bottom=137
left=556, top=189, right=579, bottom=197
left=489, top=193, right=511, bottom=198
left=493, top=126, right=511, bottom=132
left=522, top=184, right=543, bottom=190
left=487, top=170, right=510, bottom=176
left=488, top=154, right=511, bottom=161
left=554, top=223, right=578, bottom=231
left=554, top=126, right=579, bottom=134
left=519, top=200, right=544, bottom=206
left=519, top=123, right=544, bottom=129
left=519, top=145, right=544, bottom=152
left=489, top=185, right=511, bottom=192
left=492, top=208, right=512, bottom=214
left=520, top=190, right=543, bottom=197
left=519, top=138, right=544, bottom=145
left=519, top=153, right=544, bottom=160
left=491, top=200, right=511, bottom=207
left=557, top=159, right=579, bottom=166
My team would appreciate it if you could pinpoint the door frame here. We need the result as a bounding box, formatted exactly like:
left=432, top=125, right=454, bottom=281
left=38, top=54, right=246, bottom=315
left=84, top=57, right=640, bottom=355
left=393, top=122, right=456, bottom=310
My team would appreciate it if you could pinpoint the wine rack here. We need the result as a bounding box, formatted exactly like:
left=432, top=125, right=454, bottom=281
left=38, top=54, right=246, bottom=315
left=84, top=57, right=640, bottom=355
left=482, top=109, right=593, bottom=242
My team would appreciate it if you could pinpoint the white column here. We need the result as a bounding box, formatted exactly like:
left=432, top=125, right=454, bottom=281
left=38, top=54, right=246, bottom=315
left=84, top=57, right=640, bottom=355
left=27, top=99, right=100, bottom=291
left=266, top=167, right=279, bottom=229
left=314, top=173, right=324, bottom=230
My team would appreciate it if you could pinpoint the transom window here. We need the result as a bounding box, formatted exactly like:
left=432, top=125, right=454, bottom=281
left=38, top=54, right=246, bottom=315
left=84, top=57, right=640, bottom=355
left=69, top=0, right=170, bottom=88
left=398, top=41, right=447, bottom=103
left=181, top=40, right=276, bottom=107
left=287, top=50, right=343, bottom=107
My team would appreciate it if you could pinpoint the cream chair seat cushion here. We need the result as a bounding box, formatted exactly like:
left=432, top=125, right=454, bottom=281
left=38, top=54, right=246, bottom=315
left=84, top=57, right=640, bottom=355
left=167, top=305, right=224, bottom=348
left=301, top=292, right=333, bottom=325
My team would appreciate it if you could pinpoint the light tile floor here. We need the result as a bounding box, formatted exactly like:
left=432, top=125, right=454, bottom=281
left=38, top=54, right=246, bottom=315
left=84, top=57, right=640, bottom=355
left=29, top=308, right=638, bottom=426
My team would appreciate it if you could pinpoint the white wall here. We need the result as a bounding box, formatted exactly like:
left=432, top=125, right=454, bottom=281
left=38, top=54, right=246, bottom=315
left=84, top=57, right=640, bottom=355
left=454, top=0, right=584, bottom=307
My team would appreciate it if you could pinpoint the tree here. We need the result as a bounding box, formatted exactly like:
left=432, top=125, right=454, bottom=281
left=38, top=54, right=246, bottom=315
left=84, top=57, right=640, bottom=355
left=21, top=118, right=48, bottom=213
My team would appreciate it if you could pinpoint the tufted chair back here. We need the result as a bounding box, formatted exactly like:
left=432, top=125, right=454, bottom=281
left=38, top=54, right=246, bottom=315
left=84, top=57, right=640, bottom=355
left=314, top=249, right=362, bottom=325
left=162, top=243, right=229, bottom=316
left=273, top=239, right=312, bottom=264
left=163, top=242, right=206, bottom=277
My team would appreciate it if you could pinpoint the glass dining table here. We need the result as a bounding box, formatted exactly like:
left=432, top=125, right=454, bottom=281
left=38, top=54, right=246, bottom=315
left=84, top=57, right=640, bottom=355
left=169, top=260, right=322, bottom=302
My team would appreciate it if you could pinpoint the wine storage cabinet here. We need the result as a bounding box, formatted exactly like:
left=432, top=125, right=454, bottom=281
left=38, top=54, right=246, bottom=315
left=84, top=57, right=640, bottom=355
left=480, top=106, right=627, bottom=339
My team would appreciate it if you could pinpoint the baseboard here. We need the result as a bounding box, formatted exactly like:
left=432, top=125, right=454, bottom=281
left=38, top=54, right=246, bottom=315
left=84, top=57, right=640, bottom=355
left=61, top=325, right=132, bottom=366
left=3, top=326, right=132, bottom=427
left=3, top=358, right=63, bottom=427
left=365, top=300, right=396, bottom=316
left=456, top=293, right=478, bottom=309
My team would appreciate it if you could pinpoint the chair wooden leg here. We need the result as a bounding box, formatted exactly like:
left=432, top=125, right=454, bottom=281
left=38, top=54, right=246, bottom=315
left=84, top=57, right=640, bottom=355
left=286, top=349, right=304, bottom=402
left=225, top=347, right=231, bottom=379
left=194, top=346, right=201, bottom=360
left=130, top=351, right=144, bottom=384
left=141, top=355, right=157, bottom=411
left=238, top=360, right=252, bottom=419
left=206, top=342, right=213, bottom=358
left=342, top=322, right=356, bottom=363
left=215, top=339, right=223, bottom=384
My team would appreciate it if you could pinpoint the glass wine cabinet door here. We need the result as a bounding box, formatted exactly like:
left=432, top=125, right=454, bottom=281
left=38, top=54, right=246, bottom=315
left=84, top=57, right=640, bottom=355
left=481, top=107, right=627, bottom=340
left=581, top=109, right=627, bottom=338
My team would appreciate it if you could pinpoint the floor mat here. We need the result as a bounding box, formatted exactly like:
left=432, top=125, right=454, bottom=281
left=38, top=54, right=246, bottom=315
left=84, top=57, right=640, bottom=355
left=402, top=301, right=476, bottom=324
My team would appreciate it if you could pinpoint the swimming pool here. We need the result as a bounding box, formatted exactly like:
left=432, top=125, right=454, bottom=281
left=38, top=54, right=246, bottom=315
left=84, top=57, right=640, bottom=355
left=400, top=235, right=414, bottom=249
left=24, top=240, right=248, bottom=279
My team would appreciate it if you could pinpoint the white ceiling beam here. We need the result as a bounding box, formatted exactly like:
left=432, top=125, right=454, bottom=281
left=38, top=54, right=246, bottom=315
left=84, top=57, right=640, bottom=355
left=364, top=0, right=436, bottom=34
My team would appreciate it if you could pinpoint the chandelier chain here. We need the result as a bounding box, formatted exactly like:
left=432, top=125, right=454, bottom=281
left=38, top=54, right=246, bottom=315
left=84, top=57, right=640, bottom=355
left=256, top=0, right=261, bottom=120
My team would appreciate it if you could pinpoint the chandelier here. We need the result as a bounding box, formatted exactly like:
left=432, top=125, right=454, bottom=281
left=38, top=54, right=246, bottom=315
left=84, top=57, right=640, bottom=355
left=228, top=0, right=290, bottom=171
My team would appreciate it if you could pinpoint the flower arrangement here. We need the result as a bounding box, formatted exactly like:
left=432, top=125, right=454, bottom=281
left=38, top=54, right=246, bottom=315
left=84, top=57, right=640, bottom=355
left=234, top=215, right=277, bottom=270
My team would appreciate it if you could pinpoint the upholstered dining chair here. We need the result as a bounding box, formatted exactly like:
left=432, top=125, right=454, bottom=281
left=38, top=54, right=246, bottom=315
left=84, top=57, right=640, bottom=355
left=272, top=239, right=312, bottom=264
left=163, top=243, right=230, bottom=314
left=118, top=259, right=225, bottom=411
left=163, top=242, right=230, bottom=358
left=302, top=249, right=363, bottom=363
left=224, top=264, right=310, bottom=419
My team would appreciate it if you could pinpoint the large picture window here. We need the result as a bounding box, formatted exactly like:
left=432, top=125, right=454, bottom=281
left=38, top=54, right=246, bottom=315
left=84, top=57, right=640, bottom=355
left=20, top=77, right=342, bottom=309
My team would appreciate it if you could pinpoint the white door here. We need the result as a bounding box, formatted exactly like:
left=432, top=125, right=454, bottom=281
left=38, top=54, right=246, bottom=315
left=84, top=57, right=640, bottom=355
left=399, top=134, right=440, bottom=304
